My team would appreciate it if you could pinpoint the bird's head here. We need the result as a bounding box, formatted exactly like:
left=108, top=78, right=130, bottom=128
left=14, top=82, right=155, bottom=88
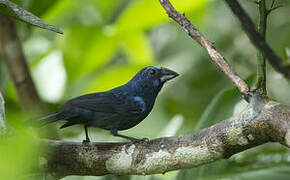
left=129, top=66, right=179, bottom=91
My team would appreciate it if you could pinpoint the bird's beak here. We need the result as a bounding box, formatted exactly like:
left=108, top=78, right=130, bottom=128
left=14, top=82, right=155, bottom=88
left=160, top=67, right=179, bottom=82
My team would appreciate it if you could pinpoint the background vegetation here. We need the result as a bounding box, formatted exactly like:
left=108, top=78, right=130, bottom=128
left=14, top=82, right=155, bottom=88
left=0, top=0, right=289, bottom=179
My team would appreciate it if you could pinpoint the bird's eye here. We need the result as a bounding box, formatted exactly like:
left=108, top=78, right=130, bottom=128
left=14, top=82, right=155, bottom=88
left=148, top=69, right=156, bottom=75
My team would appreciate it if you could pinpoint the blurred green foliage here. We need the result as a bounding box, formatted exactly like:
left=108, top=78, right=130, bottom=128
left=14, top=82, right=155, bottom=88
left=0, top=128, right=40, bottom=180
left=0, top=0, right=290, bottom=180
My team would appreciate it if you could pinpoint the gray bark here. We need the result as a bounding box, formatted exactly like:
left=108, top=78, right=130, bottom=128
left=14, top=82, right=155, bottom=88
left=41, top=94, right=290, bottom=179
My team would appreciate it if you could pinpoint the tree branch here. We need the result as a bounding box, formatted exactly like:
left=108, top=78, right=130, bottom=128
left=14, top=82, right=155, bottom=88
left=40, top=94, right=290, bottom=178
left=267, top=0, right=283, bottom=15
left=0, top=0, right=63, bottom=34
left=224, top=0, right=290, bottom=79
left=0, top=14, right=59, bottom=139
left=0, top=14, right=44, bottom=113
left=0, top=90, right=7, bottom=135
left=255, top=0, right=267, bottom=95
left=29, top=1, right=290, bottom=178
left=158, top=0, right=252, bottom=100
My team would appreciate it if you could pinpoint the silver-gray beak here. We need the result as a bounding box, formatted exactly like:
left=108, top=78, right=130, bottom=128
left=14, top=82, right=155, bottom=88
left=160, top=67, right=179, bottom=82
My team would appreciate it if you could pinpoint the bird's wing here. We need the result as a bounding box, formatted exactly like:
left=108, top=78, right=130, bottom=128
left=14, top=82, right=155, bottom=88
left=123, top=96, right=146, bottom=115
left=61, top=92, right=144, bottom=116
left=61, top=92, right=122, bottom=113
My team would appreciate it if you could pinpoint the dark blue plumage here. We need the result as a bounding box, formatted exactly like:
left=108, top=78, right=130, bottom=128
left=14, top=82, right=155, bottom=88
left=40, top=66, right=179, bottom=142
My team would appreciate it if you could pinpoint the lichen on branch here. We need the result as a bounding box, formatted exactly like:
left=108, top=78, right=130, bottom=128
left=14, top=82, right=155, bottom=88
left=41, top=93, right=290, bottom=178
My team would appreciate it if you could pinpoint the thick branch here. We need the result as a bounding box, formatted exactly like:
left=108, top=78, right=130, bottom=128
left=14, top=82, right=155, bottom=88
left=9, top=1, right=288, bottom=178
left=158, top=0, right=252, bottom=100
left=224, top=0, right=290, bottom=79
left=0, top=14, right=58, bottom=139
left=40, top=94, right=290, bottom=178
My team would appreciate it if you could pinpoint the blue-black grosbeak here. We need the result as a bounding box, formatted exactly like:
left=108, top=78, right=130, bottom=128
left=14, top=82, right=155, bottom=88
left=40, top=66, right=179, bottom=142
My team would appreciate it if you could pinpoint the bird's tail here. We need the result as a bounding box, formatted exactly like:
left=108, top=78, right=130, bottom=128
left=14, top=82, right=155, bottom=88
left=26, top=111, right=65, bottom=127
left=39, top=111, right=65, bottom=126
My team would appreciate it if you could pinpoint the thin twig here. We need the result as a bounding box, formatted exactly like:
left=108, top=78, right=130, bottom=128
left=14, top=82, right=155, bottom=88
left=224, top=0, right=290, bottom=79
left=266, top=0, right=283, bottom=15
left=0, top=90, right=7, bottom=134
left=270, top=0, right=276, bottom=9
left=255, top=0, right=267, bottom=95
left=0, top=0, right=63, bottom=34
left=267, top=5, right=283, bottom=15
left=158, top=0, right=252, bottom=100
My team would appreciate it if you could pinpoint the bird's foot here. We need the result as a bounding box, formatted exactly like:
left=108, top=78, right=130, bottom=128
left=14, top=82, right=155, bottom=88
left=135, top=137, right=149, bottom=143
left=130, top=137, right=149, bottom=142
left=126, top=137, right=149, bottom=146
left=124, top=137, right=149, bottom=153
left=82, top=139, right=90, bottom=145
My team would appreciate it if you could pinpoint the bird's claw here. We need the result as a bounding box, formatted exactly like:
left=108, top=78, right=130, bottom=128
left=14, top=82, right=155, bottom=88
left=139, top=137, right=149, bottom=142
left=128, top=137, right=149, bottom=143
left=124, top=137, right=149, bottom=154
left=82, top=139, right=90, bottom=145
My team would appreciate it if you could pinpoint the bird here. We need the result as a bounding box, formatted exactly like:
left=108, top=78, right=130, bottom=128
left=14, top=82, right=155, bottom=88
left=39, top=66, right=179, bottom=143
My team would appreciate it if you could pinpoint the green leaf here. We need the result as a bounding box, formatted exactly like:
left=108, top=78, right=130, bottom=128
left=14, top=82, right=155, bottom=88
left=236, top=167, right=290, bottom=180
left=95, top=0, right=125, bottom=24
left=177, top=147, right=290, bottom=180
left=62, top=26, right=118, bottom=83
left=86, top=64, right=152, bottom=93
left=195, top=74, right=256, bottom=131
left=0, top=130, right=40, bottom=180
left=194, top=88, right=241, bottom=130
left=122, top=32, right=154, bottom=65
left=178, top=161, right=290, bottom=180
left=176, top=88, right=241, bottom=180
left=28, top=0, right=59, bottom=17
left=115, top=0, right=209, bottom=34
left=177, top=73, right=285, bottom=180
left=40, top=0, right=75, bottom=25
left=80, top=31, right=118, bottom=75
left=0, top=0, right=63, bottom=34
left=41, top=0, right=117, bottom=27
left=177, top=160, right=229, bottom=180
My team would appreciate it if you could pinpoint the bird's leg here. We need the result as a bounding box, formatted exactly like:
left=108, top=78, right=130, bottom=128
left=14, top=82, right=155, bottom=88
left=82, top=125, right=90, bottom=144
left=111, top=129, right=148, bottom=154
left=110, top=129, right=148, bottom=142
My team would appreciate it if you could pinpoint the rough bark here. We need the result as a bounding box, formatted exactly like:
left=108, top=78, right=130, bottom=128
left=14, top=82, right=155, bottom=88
left=35, top=0, right=290, bottom=178
left=1, top=0, right=289, bottom=179
left=40, top=94, right=290, bottom=178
